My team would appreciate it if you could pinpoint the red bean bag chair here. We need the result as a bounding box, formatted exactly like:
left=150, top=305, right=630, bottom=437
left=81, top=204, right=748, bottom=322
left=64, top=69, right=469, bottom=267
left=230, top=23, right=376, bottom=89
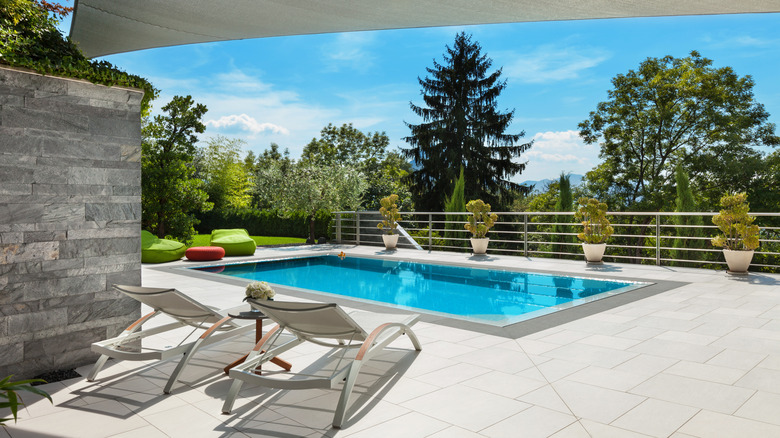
left=185, top=246, right=225, bottom=261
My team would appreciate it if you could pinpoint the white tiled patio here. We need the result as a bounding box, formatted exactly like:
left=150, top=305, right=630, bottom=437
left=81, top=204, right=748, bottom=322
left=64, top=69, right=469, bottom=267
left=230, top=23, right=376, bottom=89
left=4, top=245, right=780, bottom=437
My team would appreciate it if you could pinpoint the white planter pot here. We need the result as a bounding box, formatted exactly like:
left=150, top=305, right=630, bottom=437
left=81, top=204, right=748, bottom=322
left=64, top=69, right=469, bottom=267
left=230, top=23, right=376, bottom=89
left=582, top=243, right=606, bottom=263
left=723, top=249, right=754, bottom=273
left=470, top=237, right=489, bottom=255
left=382, top=233, right=399, bottom=249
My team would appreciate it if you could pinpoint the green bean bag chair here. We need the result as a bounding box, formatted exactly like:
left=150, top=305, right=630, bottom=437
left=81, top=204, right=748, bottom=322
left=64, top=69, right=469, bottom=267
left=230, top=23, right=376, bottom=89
left=141, top=230, right=186, bottom=263
left=209, top=229, right=257, bottom=256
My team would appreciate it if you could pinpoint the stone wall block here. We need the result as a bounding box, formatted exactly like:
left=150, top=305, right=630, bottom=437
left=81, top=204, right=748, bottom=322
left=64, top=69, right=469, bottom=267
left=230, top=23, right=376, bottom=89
left=0, top=69, right=66, bottom=95
left=0, top=165, right=34, bottom=184
left=67, top=167, right=108, bottom=185
left=89, top=116, right=141, bottom=141
left=33, top=183, right=111, bottom=197
left=66, top=80, right=136, bottom=103
left=0, top=232, right=24, bottom=244
left=85, top=203, right=141, bottom=222
left=59, top=237, right=139, bottom=259
left=0, top=343, right=23, bottom=368
left=68, top=227, right=139, bottom=240
left=121, top=144, right=141, bottom=162
left=41, top=137, right=120, bottom=162
left=21, top=274, right=106, bottom=301
left=111, top=185, right=141, bottom=196
left=0, top=203, right=45, bottom=224
left=0, top=184, right=33, bottom=196
left=0, top=129, right=44, bottom=155
left=32, top=165, right=69, bottom=185
left=41, top=204, right=85, bottom=224
left=1, top=241, right=58, bottom=264
left=8, top=308, right=68, bottom=333
left=24, top=231, right=67, bottom=243
left=108, top=168, right=141, bottom=187
left=68, top=297, right=138, bottom=325
left=2, top=106, right=89, bottom=133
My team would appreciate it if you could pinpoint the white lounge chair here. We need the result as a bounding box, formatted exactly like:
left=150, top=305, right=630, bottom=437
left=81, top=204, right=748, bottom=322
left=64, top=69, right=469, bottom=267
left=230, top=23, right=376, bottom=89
left=88, top=285, right=254, bottom=394
left=221, top=300, right=422, bottom=428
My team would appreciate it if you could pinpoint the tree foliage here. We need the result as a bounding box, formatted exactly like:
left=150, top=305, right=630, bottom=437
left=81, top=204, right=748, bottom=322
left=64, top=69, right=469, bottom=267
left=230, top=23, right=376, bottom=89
left=0, top=0, right=157, bottom=115
left=443, top=167, right=467, bottom=245
left=255, top=161, right=367, bottom=242
left=302, top=123, right=412, bottom=211
left=403, top=32, right=531, bottom=211
left=672, top=165, right=704, bottom=260
left=196, top=136, right=252, bottom=210
left=141, top=96, right=212, bottom=242
left=579, top=51, right=778, bottom=212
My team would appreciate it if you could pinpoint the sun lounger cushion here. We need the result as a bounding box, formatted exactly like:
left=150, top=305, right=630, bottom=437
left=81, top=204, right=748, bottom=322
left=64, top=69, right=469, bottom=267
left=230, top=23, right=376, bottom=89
left=141, top=230, right=186, bottom=263
left=209, top=229, right=256, bottom=256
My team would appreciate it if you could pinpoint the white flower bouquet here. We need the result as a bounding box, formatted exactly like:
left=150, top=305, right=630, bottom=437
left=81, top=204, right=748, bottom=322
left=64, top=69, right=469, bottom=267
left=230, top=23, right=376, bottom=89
left=244, top=281, right=275, bottom=301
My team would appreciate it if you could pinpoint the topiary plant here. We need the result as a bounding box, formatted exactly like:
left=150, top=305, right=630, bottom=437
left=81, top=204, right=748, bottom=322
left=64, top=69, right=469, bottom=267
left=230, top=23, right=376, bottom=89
left=377, top=194, right=401, bottom=235
left=575, top=197, right=614, bottom=244
left=711, top=192, right=760, bottom=251
left=464, top=199, right=498, bottom=239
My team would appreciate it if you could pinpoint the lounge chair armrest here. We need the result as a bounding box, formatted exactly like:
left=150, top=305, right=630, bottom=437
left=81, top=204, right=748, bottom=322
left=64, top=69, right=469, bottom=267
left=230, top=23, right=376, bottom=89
left=356, top=322, right=412, bottom=361
left=198, top=316, right=234, bottom=339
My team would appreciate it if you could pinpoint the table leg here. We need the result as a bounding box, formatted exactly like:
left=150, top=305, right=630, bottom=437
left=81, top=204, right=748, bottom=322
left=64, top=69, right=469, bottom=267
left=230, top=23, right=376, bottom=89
left=224, top=319, right=292, bottom=374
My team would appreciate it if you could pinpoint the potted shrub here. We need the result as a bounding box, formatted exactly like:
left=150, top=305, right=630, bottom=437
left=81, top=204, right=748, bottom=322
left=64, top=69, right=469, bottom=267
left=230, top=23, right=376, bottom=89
left=711, top=192, right=760, bottom=274
left=464, top=199, right=498, bottom=254
left=575, top=197, right=614, bottom=263
left=377, top=194, right=401, bottom=249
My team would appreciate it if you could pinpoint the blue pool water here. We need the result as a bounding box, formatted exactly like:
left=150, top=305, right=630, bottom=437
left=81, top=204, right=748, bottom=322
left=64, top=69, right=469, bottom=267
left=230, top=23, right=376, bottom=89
left=193, top=255, right=645, bottom=326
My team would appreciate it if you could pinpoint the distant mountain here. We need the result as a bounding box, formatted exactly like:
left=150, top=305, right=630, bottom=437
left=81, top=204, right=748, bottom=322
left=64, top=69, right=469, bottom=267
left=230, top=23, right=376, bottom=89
left=521, top=174, right=584, bottom=193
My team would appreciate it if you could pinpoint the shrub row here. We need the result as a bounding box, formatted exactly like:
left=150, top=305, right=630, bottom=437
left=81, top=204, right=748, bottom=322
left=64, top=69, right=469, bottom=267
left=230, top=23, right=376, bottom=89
left=195, top=208, right=332, bottom=239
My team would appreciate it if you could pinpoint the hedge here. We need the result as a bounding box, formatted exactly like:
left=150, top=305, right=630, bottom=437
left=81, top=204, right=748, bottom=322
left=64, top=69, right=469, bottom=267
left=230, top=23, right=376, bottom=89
left=195, top=208, right=332, bottom=239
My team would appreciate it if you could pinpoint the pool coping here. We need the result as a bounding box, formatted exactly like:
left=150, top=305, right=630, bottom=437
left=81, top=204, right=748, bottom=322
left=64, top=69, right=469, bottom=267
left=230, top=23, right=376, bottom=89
left=148, top=246, right=688, bottom=339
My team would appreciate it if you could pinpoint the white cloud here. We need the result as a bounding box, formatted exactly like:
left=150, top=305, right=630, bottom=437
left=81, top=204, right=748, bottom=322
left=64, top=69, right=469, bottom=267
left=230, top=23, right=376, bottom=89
left=205, top=114, right=289, bottom=135
left=514, top=130, right=600, bottom=182
left=321, top=32, right=377, bottom=73
left=501, top=45, right=610, bottom=84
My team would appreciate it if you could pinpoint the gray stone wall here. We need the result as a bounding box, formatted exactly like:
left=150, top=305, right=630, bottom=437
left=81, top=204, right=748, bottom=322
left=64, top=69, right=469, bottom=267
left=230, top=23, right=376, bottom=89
left=0, top=66, right=143, bottom=378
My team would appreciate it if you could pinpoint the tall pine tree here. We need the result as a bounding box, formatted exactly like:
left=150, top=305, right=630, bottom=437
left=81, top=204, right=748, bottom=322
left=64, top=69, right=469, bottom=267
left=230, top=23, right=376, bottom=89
left=403, top=32, right=532, bottom=211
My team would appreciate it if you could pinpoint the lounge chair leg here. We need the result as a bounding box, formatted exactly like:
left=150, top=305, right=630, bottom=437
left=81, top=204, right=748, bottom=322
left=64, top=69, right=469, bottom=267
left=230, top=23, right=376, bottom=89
left=87, top=354, right=110, bottom=381
left=332, top=360, right=364, bottom=428
left=222, top=379, right=245, bottom=414
left=164, top=338, right=204, bottom=394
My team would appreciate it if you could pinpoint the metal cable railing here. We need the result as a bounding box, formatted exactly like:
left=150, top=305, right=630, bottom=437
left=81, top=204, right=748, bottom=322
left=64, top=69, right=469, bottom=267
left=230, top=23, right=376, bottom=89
left=333, top=211, right=780, bottom=273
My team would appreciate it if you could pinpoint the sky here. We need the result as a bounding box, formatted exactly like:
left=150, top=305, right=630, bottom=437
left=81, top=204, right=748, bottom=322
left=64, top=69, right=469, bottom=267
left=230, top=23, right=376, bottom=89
left=62, top=10, right=780, bottom=184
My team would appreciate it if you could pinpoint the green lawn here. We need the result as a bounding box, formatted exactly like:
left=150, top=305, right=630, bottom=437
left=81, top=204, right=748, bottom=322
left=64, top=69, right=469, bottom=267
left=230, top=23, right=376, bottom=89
left=188, top=234, right=306, bottom=248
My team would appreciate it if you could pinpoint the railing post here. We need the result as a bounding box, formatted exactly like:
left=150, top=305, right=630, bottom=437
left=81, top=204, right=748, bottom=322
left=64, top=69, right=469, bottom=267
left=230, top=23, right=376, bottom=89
left=524, top=214, right=528, bottom=257
left=335, top=213, right=342, bottom=243
left=356, top=212, right=361, bottom=245
left=428, top=214, right=432, bottom=251
left=656, top=213, right=661, bottom=266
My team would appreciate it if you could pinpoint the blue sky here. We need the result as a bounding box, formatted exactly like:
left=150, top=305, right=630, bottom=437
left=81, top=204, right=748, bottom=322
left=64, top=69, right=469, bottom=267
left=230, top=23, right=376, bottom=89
left=65, top=11, right=780, bottom=183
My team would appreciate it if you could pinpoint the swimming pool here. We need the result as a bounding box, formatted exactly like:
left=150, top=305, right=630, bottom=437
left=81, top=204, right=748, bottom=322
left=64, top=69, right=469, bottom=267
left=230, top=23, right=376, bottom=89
left=193, top=255, right=647, bottom=326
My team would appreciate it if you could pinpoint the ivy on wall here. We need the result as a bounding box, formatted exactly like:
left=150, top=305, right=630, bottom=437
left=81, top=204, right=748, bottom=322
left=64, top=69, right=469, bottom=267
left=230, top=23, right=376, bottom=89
left=0, top=0, right=158, bottom=115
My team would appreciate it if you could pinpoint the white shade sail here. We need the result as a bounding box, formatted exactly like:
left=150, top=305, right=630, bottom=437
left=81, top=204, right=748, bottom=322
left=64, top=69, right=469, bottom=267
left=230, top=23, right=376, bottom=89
left=70, top=0, right=780, bottom=58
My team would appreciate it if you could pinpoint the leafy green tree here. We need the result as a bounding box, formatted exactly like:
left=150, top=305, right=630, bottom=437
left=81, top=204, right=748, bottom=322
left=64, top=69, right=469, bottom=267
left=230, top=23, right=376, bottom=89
left=443, top=167, right=466, bottom=246
left=671, top=165, right=704, bottom=262
left=552, top=173, right=574, bottom=255
left=250, top=143, right=292, bottom=208
left=579, top=51, right=778, bottom=212
left=142, top=96, right=212, bottom=241
left=255, top=161, right=367, bottom=243
left=196, top=136, right=252, bottom=210
left=302, top=123, right=412, bottom=210
left=403, top=32, right=532, bottom=211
